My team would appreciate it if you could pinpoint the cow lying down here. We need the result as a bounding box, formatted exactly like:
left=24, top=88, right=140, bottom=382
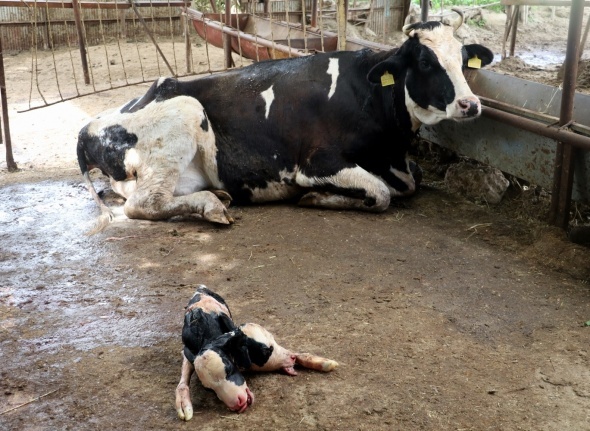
left=78, top=13, right=493, bottom=234
left=77, top=96, right=233, bottom=235
left=175, top=285, right=338, bottom=419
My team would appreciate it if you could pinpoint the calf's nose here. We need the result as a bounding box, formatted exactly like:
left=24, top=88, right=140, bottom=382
left=457, top=96, right=481, bottom=117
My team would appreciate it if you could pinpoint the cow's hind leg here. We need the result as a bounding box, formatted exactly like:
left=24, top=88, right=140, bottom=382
left=296, top=166, right=390, bottom=212
left=124, top=188, right=233, bottom=224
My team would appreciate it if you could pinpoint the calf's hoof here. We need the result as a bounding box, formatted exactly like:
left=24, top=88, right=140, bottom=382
left=175, top=384, right=194, bottom=421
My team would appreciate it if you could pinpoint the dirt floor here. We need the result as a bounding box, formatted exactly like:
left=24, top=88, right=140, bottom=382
left=1, top=7, right=590, bottom=431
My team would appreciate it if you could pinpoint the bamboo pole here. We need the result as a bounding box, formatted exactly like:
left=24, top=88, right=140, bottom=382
left=337, top=0, right=346, bottom=50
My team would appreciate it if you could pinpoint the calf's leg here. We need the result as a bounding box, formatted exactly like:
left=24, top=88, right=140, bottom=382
left=175, top=353, right=195, bottom=421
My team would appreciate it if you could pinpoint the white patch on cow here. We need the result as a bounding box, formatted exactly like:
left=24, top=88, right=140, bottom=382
left=327, top=58, right=339, bottom=100
left=247, top=168, right=299, bottom=202
left=260, top=85, right=275, bottom=119
left=296, top=166, right=390, bottom=210
left=404, top=24, right=481, bottom=126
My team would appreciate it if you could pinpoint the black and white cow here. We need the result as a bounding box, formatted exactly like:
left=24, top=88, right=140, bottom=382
left=77, top=95, right=233, bottom=233
left=78, top=15, right=493, bottom=230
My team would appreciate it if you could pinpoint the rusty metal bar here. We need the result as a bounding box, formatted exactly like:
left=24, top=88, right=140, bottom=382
left=71, top=0, right=90, bottom=85
left=0, top=30, right=16, bottom=172
left=481, top=106, right=590, bottom=151
left=549, top=0, right=585, bottom=228
left=185, top=10, right=310, bottom=58
left=479, top=96, right=590, bottom=137
left=311, top=0, right=318, bottom=27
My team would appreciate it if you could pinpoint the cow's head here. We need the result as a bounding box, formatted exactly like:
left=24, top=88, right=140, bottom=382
left=367, top=11, right=493, bottom=128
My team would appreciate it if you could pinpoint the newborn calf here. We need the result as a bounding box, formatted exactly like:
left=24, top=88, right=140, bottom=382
left=175, top=286, right=338, bottom=420
left=175, top=286, right=255, bottom=420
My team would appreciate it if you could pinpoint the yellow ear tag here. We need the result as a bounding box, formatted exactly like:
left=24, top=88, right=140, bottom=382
left=468, top=55, right=482, bottom=69
left=380, top=72, right=395, bottom=87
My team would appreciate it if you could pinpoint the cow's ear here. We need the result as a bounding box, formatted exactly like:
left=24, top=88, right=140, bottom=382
left=463, top=44, right=494, bottom=68
left=367, top=57, right=402, bottom=85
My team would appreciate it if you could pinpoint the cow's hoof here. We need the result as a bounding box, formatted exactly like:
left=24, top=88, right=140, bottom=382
left=409, top=160, right=423, bottom=191
left=209, top=189, right=233, bottom=207
left=203, top=205, right=234, bottom=225
left=298, top=191, right=323, bottom=207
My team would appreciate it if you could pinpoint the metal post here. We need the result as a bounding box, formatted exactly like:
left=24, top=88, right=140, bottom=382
left=0, top=30, right=16, bottom=171
left=549, top=0, right=585, bottom=228
left=71, top=0, right=90, bottom=85
left=311, top=0, right=318, bottom=27
left=420, top=0, right=429, bottom=22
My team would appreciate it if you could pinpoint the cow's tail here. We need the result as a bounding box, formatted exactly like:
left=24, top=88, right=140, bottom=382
left=77, top=144, right=114, bottom=236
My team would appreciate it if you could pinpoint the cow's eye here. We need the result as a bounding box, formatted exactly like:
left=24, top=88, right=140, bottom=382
left=419, top=59, right=430, bottom=71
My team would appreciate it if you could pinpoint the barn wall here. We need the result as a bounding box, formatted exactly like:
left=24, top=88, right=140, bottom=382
left=0, top=3, right=183, bottom=52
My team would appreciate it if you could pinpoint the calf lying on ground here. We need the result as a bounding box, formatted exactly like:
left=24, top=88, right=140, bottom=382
left=77, top=96, right=232, bottom=235
left=175, top=285, right=338, bottom=420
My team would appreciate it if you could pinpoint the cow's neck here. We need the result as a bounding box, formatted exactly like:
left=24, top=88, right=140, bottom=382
left=376, top=70, right=417, bottom=143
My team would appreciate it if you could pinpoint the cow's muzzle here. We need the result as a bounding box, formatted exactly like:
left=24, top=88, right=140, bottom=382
left=456, top=96, right=481, bottom=118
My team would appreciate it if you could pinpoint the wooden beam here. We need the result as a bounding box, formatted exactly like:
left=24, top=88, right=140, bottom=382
left=0, top=0, right=188, bottom=9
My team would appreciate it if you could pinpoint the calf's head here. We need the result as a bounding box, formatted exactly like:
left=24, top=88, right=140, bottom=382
left=368, top=12, right=493, bottom=127
left=194, top=331, right=254, bottom=413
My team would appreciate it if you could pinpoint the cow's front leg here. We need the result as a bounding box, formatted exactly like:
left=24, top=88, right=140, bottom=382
left=176, top=353, right=195, bottom=421
left=295, top=165, right=390, bottom=212
left=382, top=158, right=420, bottom=198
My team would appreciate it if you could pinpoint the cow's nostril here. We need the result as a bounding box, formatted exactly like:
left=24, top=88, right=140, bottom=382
left=458, top=99, right=470, bottom=110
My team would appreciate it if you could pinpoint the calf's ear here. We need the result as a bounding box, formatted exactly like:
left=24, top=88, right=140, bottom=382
left=463, top=44, right=494, bottom=68
left=218, top=314, right=237, bottom=333
left=367, top=57, right=402, bottom=85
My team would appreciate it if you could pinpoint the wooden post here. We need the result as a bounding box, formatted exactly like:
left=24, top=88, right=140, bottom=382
left=71, top=0, right=90, bottom=85
left=183, top=10, right=192, bottom=74
left=337, top=0, right=347, bottom=50
left=224, top=0, right=233, bottom=68
left=0, top=30, right=17, bottom=172
left=118, top=9, right=127, bottom=38
left=509, top=5, right=519, bottom=57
